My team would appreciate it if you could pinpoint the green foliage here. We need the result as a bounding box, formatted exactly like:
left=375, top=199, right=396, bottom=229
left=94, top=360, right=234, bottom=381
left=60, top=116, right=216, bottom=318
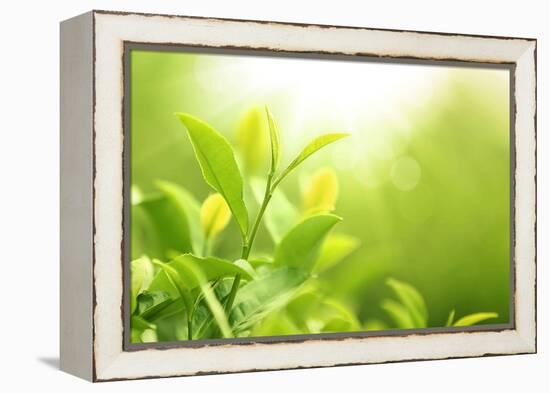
left=175, top=112, right=249, bottom=237
left=250, top=178, right=299, bottom=243
left=253, top=287, right=361, bottom=336
left=274, top=214, right=341, bottom=273
left=131, top=316, right=158, bottom=343
left=381, top=299, right=417, bottom=329
left=135, top=291, right=172, bottom=318
left=148, top=254, right=253, bottom=296
left=314, top=234, right=360, bottom=273
left=131, top=106, right=501, bottom=343
left=236, top=106, right=269, bottom=175
left=149, top=259, right=193, bottom=316
left=130, top=107, right=353, bottom=341
left=185, top=260, right=234, bottom=338
left=265, top=106, right=281, bottom=174
left=200, top=193, right=231, bottom=241
left=320, top=299, right=362, bottom=332
left=230, top=267, right=309, bottom=334
left=380, top=278, right=429, bottom=329
left=130, top=256, right=154, bottom=313
left=380, top=278, right=498, bottom=330
left=450, top=312, right=499, bottom=327
left=445, top=309, right=456, bottom=327
left=302, top=168, right=339, bottom=214
left=132, top=52, right=512, bottom=340
left=155, top=180, right=204, bottom=255
left=272, top=133, right=349, bottom=188
left=385, top=278, right=428, bottom=328
left=131, top=193, right=195, bottom=261
left=363, top=319, right=388, bottom=331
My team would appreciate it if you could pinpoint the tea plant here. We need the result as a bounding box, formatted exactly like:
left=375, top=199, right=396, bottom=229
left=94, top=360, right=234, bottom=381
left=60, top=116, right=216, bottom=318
left=131, top=106, right=350, bottom=341
left=130, top=106, right=499, bottom=343
left=362, top=278, right=498, bottom=331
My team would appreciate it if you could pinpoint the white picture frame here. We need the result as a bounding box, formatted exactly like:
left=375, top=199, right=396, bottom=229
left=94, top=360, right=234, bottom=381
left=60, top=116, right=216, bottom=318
left=60, top=10, right=536, bottom=382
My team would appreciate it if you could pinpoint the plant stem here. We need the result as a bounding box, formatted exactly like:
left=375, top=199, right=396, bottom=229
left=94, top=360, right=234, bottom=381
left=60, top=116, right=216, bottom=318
left=188, top=314, right=193, bottom=340
left=240, top=243, right=249, bottom=260
left=224, top=274, right=241, bottom=315
left=244, top=177, right=273, bottom=259
left=225, top=174, right=274, bottom=314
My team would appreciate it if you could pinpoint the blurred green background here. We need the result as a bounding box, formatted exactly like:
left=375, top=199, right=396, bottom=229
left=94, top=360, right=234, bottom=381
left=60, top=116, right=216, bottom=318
left=130, top=48, right=510, bottom=328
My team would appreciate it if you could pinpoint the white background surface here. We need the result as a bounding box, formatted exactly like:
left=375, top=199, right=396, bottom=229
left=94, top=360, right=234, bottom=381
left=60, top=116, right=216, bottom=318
left=0, top=0, right=546, bottom=391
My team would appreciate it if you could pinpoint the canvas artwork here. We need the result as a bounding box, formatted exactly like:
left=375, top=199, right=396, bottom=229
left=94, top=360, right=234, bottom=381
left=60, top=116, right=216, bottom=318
left=127, top=48, right=511, bottom=345
left=60, top=11, right=536, bottom=380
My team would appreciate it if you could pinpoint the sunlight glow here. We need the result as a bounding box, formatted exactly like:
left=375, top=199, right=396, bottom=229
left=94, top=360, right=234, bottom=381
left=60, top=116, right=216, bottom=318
left=193, top=54, right=446, bottom=136
left=191, top=54, right=458, bottom=190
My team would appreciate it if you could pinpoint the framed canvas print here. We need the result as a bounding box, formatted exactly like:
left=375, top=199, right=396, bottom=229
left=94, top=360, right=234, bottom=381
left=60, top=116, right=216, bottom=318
left=60, top=10, right=537, bottom=382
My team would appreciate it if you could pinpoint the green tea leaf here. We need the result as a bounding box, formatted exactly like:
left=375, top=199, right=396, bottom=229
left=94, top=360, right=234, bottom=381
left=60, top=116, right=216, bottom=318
left=150, top=259, right=193, bottom=315
left=130, top=256, right=155, bottom=314
left=363, top=319, right=388, bottom=331
left=323, top=317, right=357, bottom=332
left=314, top=234, right=360, bottom=273
left=248, top=257, right=273, bottom=268
left=251, top=310, right=301, bottom=336
left=305, top=319, right=325, bottom=333
left=192, top=280, right=236, bottom=339
left=200, top=193, right=231, bottom=239
left=131, top=316, right=158, bottom=343
left=319, top=299, right=361, bottom=332
left=286, top=290, right=321, bottom=324
left=386, top=278, right=428, bottom=328
left=236, top=106, right=268, bottom=175
left=131, top=195, right=194, bottom=261
left=274, top=133, right=349, bottom=187
left=381, top=299, right=416, bottom=329
left=274, top=214, right=341, bottom=272
left=155, top=180, right=204, bottom=255
left=135, top=291, right=172, bottom=318
left=132, top=315, right=155, bottom=331
left=250, top=178, right=299, bottom=243
left=453, top=312, right=498, bottom=327
left=185, top=260, right=233, bottom=338
left=148, top=254, right=253, bottom=299
left=265, top=106, right=281, bottom=174
left=140, top=329, right=158, bottom=343
left=446, top=309, right=456, bottom=327
left=176, top=113, right=249, bottom=236
left=145, top=297, right=186, bottom=322
left=230, top=267, right=309, bottom=334
left=282, top=288, right=319, bottom=333
left=234, top=259, right=258, bottom=280
left=283, top=287, right=361, bottom=334
left=154, top=309, right=189, bottom=341
left=302, top=168, right=339, bottom=214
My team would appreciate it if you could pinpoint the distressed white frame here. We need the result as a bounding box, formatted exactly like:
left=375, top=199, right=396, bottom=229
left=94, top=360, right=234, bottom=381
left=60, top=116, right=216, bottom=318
left=60, top=10, right=536, bottom=382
